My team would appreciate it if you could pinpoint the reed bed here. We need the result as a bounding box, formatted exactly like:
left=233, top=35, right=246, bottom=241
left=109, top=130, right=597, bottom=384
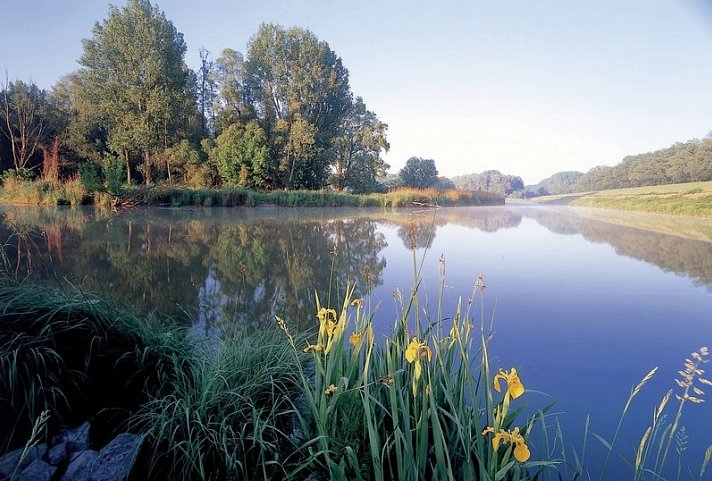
left=0, top=178, right=504, bottom=208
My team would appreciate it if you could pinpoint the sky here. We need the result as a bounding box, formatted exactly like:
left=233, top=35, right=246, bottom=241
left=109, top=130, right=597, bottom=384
left=2, top=0, right=711, bottom=185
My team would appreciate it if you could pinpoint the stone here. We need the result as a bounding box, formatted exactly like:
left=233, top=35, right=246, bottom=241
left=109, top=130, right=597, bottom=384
left=61, top=450, right=99, bottom=481
left=0, top=444, right=48, bottom=477
left=52, top=421, right=91, bottom=454
left=90, top=433, right=144, bottom=481
left=15, top=459, right=56, bottom=481
left=46, top=441, right=69, bottom=466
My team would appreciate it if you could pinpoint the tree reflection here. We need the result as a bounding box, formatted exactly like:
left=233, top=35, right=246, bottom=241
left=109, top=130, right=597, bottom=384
left=0, top=208, right=388, bottom=332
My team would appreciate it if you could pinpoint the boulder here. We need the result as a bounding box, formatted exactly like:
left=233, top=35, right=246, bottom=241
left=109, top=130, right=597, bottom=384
left=52, top=421, right=91, bottom=453
left=15, top=459, right=56, bottom=481
left=90, top=433, right=144, bottom=481
left=61, top=450, right=99, bottom=481
left=0, top=444, right=48, bottom=478
left=46, top=442, right=69, bottom=466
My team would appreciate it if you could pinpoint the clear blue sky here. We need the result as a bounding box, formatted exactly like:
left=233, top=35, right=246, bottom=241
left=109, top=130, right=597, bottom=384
left=2, top=0, right=711, bottom=184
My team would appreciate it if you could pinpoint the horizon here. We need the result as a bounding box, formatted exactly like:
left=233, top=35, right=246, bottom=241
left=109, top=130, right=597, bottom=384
left=1, top=0, right=711, bottom=185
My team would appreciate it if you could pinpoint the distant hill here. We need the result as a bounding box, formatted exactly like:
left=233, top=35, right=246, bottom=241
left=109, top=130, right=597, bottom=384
left=526, top=136, right=712, bottom=197
left=576, top=138, right=712, bottom=191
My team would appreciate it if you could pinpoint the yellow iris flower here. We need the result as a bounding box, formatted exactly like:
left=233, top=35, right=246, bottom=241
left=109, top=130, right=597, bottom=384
left=324, top=384, right=338, bottom=395
left=482, top=426, right=531, bottom=463
left=405, top=338, right=432, bottom=363
left=349, top=331, right=363, bottom=347
left=405, top=338, right=432, bottom=394
left=493, top=367, right=525, bottom=399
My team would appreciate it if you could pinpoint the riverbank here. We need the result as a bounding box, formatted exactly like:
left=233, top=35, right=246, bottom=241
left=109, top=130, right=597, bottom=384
left=0, top=178, right=504, bottom=208
left=526, top=181, right=712, bottom=217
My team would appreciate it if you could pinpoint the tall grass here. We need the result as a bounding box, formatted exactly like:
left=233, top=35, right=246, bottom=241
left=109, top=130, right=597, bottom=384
left=0, top=179, right=504, bottom=208
left=131, top=327, right=307, bottom=481
left=0, top=281, right=191, bottom=451
left=276, top=243, right=554, bottom=481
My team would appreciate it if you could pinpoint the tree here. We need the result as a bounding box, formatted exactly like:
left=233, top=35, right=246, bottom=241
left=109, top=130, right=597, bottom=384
left=399, top=156, right=438, bottom=189
left=210, top=120, right=272, bottom=188
left=77, top=0, right=197, bottom=185
left=196, top=48, right=217, bottom=137
left=246, top=23, right=351, bottom=189
left=0, top=79, right=50, bottom=173
left=330, top=96, right=389, bottom=192
left=212, top=48, right=251, bottom=133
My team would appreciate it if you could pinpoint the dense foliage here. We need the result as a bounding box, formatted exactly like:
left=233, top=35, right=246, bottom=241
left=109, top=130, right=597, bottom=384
left=524, top=170, right=583, bottom=196
left=575, top=138, right=712, bottom=191
left=0, top=0, right=390, bottom=194
left=450, top=170, right=524, bottom=196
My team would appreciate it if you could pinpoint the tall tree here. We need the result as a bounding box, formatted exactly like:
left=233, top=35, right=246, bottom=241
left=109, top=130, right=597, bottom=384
left=399, top=156, right=438, bottom=189
left=196, top=48, right=217, bottom=137
left=77, top=0, right=197, bottom=185
left=213, top=48, right=251, bottom=132
left=330, top=96, right=389, bottom=192
left=246, top=23, right=351, bottom=189
left=0, top=79, right=50, bottom=173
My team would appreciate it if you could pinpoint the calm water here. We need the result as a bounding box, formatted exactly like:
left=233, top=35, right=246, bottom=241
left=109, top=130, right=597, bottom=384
left=2, top=204, right=711, bottom=479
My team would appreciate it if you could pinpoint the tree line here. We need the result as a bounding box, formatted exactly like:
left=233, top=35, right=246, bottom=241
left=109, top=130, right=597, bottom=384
left=525, top=136, right=712, bottom=196
left=0, top=0, right=390, bottom=193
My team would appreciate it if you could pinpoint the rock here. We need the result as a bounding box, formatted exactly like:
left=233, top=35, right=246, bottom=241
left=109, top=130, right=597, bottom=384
left=90, top=433, right=144, bottom=481
left=46, top=442, right=68, bottom=466
left=0, top=444, right=48, bottom=477
left=52, top=421, right=91, bottom=454
left=61, top=450, right=98, bottom=481
left=15, top=459, right=56, bottom=481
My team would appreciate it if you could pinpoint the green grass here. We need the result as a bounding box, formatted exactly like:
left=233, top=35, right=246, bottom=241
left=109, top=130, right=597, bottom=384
left=550, top=181, right=712, bottom=217
left=0, top=280, right=191, bottom=451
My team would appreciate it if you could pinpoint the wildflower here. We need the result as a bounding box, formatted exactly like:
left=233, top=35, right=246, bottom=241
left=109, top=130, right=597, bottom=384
left=406, top=337, right=432, bottom=393
left=325, top=384, right=338, bottom=395
left=405, top=337, right=432, bottom=363
left=349, top=331, right=363, bottom=347
left=303, top=343, right=324, bottom=353
left=317, top=307, right=337, bottom=323
left=482, top=426, right=531, bottom=463
left=351, top=298, right=364, bottom=308
left=494, top=368, right=525, bottom=399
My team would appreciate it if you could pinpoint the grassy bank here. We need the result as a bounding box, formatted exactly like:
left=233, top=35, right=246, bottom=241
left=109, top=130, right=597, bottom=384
left=538, top=181, right=712, bottom=217
left=0, top=178, right=504, bottom=208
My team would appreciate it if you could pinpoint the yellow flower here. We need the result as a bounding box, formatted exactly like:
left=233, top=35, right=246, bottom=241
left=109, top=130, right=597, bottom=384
left=325, top=384, right=338, bottom=395
left=405, top=338, right=432, bottom=363
left=351, top=298, right=364, bottom=308
left=494, top=368, right=525, bottom=399
left=303, top=343, right=324, bottom=353
left=349, top=331, right=363, bottom=347
left=317, top=307, right=337, bottom=322
left=484, top=426, right=531, bottom=463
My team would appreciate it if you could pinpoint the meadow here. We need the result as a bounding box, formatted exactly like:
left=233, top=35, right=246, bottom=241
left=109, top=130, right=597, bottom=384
left=531, top=181, right=712, bottom=217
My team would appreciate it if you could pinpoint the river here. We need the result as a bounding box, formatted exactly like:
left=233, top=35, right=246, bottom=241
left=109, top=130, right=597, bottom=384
left=2, top=204, right=711, bottom=479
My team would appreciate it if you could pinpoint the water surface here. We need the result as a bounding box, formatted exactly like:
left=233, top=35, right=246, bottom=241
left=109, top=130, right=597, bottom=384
left=2, top=204, right=711, bottom=479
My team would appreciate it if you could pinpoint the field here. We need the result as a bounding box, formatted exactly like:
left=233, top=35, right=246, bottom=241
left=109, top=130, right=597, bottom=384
left=528, top=181, right=712, bottom=217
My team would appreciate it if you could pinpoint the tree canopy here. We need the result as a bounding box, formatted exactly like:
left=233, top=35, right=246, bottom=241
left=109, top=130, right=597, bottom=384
left=399, top=157, right=438, bottom=189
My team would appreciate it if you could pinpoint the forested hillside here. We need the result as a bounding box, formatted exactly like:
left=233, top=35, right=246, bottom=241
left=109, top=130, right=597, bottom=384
left=576, top=138, right=712, bottom=191
left=450, top=170, right=524, bottom=196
